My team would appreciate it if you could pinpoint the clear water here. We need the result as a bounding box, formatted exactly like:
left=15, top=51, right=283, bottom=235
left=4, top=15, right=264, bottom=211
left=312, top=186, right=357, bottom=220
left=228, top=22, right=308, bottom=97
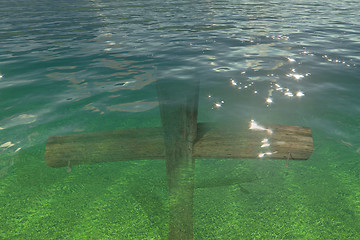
left=1, top=0, right=359, bottom=239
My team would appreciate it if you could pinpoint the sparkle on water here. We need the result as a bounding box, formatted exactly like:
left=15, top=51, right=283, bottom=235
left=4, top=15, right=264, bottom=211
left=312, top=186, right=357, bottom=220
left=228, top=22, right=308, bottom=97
left=0, top=0, right=359, bottom=239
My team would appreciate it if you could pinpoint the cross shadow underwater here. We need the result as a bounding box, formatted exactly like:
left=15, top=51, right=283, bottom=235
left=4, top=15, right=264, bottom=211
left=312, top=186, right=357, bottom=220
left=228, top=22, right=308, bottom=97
left=45, top=78, right=313, bottom=239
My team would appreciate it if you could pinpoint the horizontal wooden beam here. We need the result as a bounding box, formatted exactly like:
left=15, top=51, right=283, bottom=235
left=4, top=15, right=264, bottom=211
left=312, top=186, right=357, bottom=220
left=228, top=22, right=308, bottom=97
left=194, top=123, right=313, bottom=160
left=45, top=122, right=314, bottom=168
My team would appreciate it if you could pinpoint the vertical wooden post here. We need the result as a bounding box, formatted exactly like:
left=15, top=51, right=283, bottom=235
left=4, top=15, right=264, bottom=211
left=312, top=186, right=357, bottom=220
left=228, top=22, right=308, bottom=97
left=156, top=79, right=200, bottom=240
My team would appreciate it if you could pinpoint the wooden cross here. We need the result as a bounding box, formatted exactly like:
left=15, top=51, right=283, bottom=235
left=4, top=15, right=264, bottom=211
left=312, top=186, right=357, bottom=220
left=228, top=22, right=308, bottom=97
left=45, top=79, right=313, bottom=239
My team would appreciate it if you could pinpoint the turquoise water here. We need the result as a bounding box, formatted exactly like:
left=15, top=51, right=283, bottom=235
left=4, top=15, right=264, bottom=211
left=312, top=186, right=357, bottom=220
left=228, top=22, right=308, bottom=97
left=1, top=0, right=359, bottom=239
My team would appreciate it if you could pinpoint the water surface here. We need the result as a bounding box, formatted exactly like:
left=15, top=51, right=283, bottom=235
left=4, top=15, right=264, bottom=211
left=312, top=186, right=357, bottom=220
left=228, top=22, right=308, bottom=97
left=1, top=0, right=359, bottom=239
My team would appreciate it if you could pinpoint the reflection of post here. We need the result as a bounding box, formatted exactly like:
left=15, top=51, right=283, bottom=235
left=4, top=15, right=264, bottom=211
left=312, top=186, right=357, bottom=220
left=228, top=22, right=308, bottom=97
left=156, top=79, right=200, bottom=240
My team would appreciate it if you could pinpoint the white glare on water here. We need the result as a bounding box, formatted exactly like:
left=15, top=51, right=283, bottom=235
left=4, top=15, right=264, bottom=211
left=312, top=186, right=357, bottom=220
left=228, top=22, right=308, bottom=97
left=249, top=120, right=273, bottom=134
left=258, top=152, right=273, bottom=158
left=286, top=73, right=304, bottom=80
left=0, top=142, right=14, bottom=148
left=296, top=91, right=305, bottom=97
left=284, top=91, right=293, bottom=97
left=287, top=57, right=296, bottom=62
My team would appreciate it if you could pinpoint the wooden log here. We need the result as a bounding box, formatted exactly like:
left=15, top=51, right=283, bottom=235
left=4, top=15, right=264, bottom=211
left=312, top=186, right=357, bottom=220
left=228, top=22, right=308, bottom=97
left=194, top=122, right=314, bottom=160
left=45, top=122, right=313, bottom=168
left=45, top=127, right=165, bottom=168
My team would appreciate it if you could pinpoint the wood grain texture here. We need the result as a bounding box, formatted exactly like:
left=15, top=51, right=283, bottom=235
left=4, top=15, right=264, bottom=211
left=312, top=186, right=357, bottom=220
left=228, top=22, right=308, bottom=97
left=45, top=122, right=313, bottom=168
left=194, top=123, right=313, bottom=160
left=45, top=127, right=165, bottom=168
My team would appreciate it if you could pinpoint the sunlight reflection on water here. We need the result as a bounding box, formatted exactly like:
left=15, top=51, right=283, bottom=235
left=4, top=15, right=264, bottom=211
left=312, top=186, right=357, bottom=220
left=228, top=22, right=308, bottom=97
left=0, top=0, right=359, bottom=155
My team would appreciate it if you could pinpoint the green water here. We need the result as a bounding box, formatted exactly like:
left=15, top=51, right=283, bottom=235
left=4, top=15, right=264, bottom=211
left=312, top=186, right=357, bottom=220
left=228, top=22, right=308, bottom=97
left=1, top=133, right=359, bottom=239
left=1, top=0, right=359, bottom=239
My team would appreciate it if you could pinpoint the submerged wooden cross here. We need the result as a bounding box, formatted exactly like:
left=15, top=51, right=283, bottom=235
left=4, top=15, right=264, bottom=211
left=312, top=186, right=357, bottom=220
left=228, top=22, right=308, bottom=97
left=45, top=79, right=313, bottom=239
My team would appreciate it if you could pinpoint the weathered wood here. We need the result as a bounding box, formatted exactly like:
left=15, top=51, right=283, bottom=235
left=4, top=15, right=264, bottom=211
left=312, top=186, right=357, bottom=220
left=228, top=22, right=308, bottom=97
left=194, top=122, right=313, bottom=160
left=45, top=127, right=165, bottom=168
left=45, top=122, right=313, bottom=168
